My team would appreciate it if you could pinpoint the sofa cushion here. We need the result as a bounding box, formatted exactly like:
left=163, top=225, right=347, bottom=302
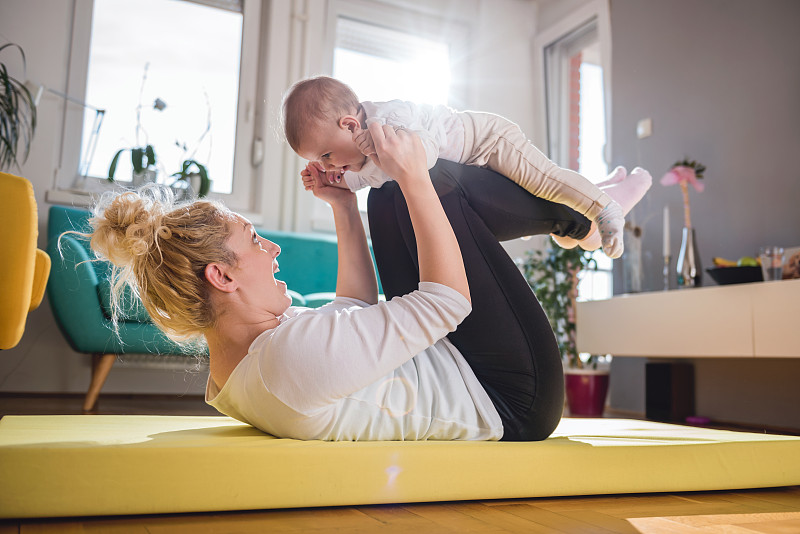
left=97, top=279, right=152, bottom=323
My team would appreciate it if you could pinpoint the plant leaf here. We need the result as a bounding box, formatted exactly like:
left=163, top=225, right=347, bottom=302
left=0, top=44, right=37, bottom=171
left=131, top=147, right=144, bottom=173
left=108, top=149, right=125, bottom=180
left=196, top=162, right=210, bottom=197
left=145, top=144, right=156, bottom=166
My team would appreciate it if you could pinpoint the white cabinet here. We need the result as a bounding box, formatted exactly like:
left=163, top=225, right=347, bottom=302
left=576, top=279, right=800, bottom=358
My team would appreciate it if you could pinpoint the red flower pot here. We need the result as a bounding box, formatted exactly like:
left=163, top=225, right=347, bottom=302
left=565, top=370, right=610, bottom=417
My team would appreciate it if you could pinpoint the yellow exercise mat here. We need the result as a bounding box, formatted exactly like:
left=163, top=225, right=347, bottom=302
left=2, top=415, right=799, bottom=518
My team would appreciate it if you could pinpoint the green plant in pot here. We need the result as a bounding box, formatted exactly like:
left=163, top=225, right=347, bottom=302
left=107, top=144, right=157, bottom=186
left=170, top=158, right=210, bottom=199
left=106, top=65, right=164, bottom=187
left=520, top=240, right=610, bottom=417
left=0, top=43, right=37, bottom=171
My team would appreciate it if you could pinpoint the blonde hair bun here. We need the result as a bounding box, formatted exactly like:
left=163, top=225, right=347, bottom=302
left=90, top=184, right=175, bottom=268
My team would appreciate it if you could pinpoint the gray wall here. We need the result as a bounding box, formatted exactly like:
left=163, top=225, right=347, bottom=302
left=608, top=0, right=800, bottom=428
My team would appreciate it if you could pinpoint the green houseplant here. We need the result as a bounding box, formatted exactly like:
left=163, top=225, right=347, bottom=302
left=521, top=242, right=596, bottom=368
left=107, top=144, right=157, bottom=185
left=107, top=64, right=162, bottom=187
left=168, top=95, right=213, bottom=199
left=520, top=240, right=610, bottom=416
left=170, top=158, right=210, bottom=198
left=0, top=43, right=37, bottom=171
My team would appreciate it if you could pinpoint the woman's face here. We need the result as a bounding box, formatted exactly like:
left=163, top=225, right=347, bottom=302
left=226, top=217, right=293, bottom=315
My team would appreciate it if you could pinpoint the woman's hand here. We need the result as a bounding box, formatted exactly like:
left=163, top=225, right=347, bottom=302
left=301, top=162, right=356, bottom=208
left=367, top=122, right=428, bottom=187
left=353, top=128, right=376, bottom=158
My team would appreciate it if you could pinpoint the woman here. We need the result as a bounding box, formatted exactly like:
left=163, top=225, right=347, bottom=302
left=89, top=122, right=591, bottom=441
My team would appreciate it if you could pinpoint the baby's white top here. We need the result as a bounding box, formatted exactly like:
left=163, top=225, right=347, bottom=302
left=344, top=100, right=466, bottom=192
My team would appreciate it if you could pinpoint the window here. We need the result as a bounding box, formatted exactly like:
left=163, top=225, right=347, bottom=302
left=332, top=17, right=453, bottom=212
left=304, top=1, right=468, bottom=228
left=538, top=4, right=613, bottom=301
left=333, top=18, right=452, bottom=106
left=544, top=20, right=609, bottom=181
left=82, top=0, right=241, bottom=194
left=56, top=0, right=260, bottom=211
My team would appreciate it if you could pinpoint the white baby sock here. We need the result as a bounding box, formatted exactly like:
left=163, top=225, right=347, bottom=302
left=550, top=166, right=628, bottom=251
left=578, top=167, right=653, bottom=258
left=550, top=167, right=652, bottom=257
left=596, top=201, right=625, bottom=258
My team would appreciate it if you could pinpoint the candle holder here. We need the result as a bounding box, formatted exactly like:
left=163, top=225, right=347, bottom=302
left=663, top=254, right=671, bottom=290
left=676, top=226, right=702, bottom=288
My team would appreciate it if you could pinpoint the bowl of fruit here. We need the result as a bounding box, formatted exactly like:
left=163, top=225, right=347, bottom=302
left=706, top=256, right=763, bottom=285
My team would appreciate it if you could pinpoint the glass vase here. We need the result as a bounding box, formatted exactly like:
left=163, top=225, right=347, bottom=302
left=676, top=227, right=702, bottom=288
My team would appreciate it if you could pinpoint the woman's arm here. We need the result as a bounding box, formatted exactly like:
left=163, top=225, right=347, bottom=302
left=368, top=123, right=470, bottom=303
left=302, top=163, right=378, bottom=305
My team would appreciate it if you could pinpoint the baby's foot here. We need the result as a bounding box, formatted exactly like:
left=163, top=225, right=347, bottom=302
left=580, top=168, right=653, bottom=258
left=595, top=165, right=627, bottom=188
left=596, top=201, right=625, bottom=258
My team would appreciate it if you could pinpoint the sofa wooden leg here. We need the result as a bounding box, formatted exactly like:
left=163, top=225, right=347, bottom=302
left=83, top=353, right=116, bottom=413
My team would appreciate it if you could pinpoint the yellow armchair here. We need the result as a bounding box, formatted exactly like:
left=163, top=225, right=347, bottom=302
left=0, top=171, right=51, bottom=350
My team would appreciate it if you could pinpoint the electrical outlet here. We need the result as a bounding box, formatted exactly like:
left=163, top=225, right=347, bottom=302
left=637, top=118, right=653, bottom=139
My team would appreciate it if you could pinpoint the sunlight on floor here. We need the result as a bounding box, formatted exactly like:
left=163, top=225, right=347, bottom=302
left=628, top=511, right=800, bottom=533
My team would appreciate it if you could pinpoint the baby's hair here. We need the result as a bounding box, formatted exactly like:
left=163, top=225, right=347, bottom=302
left=87, top=184, right=238, bottom=343
left=281, top=75, right=360, bottom=152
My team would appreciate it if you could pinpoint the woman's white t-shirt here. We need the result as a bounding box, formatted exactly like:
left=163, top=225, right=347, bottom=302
left=205, top=282, right=503, bottom=441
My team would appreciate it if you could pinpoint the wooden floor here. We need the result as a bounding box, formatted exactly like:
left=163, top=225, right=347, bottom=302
left=3, top=488, right=800, bottom=533
left=2, top=393, right=800, bottom=533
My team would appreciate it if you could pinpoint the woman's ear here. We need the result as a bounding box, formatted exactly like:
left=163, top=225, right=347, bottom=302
left=205, top=263, right=238, bottom=293
left=339, top=115, right=361, bottom=133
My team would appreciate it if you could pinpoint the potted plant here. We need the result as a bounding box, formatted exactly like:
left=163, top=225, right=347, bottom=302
left=169, top=93, right=213, bottom=199
left=0, top=43, right=37, bottom=171
left=106, top=65, right=164, bottom=187
left=170, top=158, right=210, bottom=199
left=520, top=241, right=610, bottom=417
left=107, top=144, right=157, bottom=186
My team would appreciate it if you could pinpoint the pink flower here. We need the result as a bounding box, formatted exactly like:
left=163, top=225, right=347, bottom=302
left=660, top=165, right=705, bottom=192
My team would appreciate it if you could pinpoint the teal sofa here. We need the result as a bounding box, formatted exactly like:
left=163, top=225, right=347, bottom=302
left=47, top=205, right=378, bottom=412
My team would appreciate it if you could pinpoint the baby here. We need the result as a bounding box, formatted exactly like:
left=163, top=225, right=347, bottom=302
left=282, top=75, right=651, bottom=258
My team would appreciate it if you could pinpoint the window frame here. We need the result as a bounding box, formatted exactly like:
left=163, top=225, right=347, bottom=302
left=303, top=0, right=470, bottom=233
left=534, top=0, right=613, bottom=301
left=533, top=0, right=612, bottom=169
left=323, top=0, right=471, bottom=104
left=49, top=0, right=261, bottom=212
left=543, top=20, right=598, bottom=170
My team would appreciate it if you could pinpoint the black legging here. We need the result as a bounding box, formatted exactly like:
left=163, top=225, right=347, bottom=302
left=367, top=160, right=592, bottom=441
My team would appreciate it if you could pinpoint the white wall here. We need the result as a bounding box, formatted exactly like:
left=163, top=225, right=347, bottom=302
left=0, top=0, right=542, bottom=395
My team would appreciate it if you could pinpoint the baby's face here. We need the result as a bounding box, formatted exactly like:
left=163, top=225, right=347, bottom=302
left=297, top=121, right=368, bottom=175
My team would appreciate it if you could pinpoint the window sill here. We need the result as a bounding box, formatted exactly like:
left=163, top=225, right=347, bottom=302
left=45, top=188, right=265, bottom=228
left=45, top=188, right=95, bottom=207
